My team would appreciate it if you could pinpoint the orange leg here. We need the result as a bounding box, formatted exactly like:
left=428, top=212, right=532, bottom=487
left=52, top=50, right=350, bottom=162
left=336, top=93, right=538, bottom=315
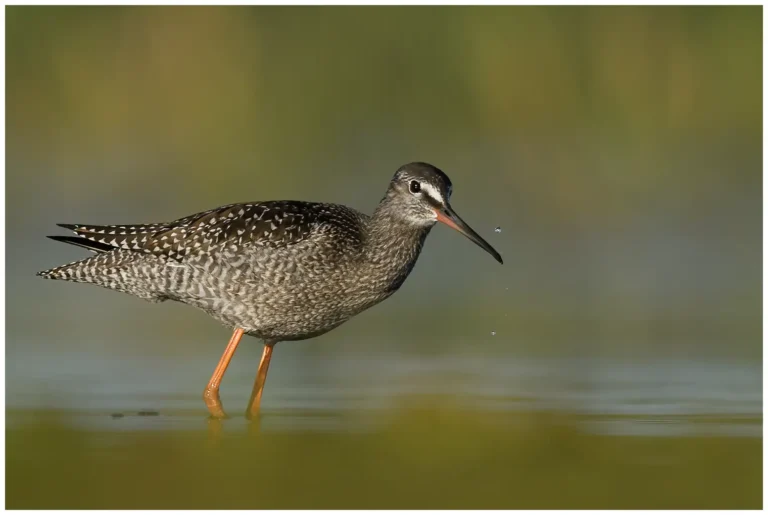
left=245, top=341, right=276, bottom=420
left=203, top=328, right=245, bottom=419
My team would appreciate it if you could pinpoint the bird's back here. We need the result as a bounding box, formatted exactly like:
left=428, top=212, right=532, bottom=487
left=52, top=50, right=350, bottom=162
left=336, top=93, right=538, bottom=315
left=39, top=201, right=380, bottom=338
left=47, top=200, right=366, bottom=261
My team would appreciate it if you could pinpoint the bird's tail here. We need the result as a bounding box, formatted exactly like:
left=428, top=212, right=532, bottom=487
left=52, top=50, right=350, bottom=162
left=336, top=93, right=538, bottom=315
left=38, top=226, right=167, bottom=302
left=37, top=249, right=166, bottom=302
left=37, top=255, right=98, bottom=282
left=37, top=235, right=113, bottom=280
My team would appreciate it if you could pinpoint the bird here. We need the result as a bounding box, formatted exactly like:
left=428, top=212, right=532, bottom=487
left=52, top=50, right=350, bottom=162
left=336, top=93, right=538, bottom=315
left=37, top=162, right=503, bottom=420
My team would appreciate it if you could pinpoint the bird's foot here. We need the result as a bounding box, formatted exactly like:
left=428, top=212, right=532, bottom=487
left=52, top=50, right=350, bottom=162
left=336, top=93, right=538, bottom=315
left=203, top=387, right=229, bottom=419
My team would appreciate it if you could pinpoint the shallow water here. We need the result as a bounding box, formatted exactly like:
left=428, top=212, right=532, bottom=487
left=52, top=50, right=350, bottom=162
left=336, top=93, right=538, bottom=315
left=7, top=353, right=761, bottom=437
left=6, top=348, right=762, bottom=509
left=7, top=402, right=761, bottom=509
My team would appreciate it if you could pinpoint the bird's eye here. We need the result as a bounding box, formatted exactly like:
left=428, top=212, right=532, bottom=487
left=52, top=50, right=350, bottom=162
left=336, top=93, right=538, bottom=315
left=409, top=181, right=421, bottom=194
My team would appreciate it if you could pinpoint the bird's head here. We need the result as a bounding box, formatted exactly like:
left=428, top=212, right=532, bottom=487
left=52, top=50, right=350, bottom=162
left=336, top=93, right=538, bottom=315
left=384, top=162, right=503, bottom=264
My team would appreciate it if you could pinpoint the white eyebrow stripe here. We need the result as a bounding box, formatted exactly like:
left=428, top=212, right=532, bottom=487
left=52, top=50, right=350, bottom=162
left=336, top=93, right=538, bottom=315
left=420, top=182, right=444, bottom=204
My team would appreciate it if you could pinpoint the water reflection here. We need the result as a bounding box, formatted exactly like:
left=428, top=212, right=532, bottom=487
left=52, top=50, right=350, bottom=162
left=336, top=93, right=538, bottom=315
left=7, top=354, right=761, bottom=437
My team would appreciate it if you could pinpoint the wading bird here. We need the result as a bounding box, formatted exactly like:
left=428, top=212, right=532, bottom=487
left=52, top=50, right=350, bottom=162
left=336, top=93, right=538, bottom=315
left=38, top=162, right=502, bottom=419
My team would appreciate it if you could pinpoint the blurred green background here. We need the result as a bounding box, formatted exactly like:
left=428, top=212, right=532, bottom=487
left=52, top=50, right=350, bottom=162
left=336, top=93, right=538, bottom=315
left=5, top=5, right=762, bottom=509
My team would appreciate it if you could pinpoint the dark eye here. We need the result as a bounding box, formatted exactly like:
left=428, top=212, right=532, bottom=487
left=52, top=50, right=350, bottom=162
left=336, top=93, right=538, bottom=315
left=409, top=180, right=421, bottom=193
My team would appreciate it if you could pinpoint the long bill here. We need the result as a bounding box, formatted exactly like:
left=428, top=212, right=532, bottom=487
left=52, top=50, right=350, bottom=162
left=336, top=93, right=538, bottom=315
left=435, top=204, right=503, bottom=264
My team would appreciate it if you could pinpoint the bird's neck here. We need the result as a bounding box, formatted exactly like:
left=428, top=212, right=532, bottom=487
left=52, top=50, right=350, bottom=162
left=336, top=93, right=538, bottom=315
left=364, top=199, right=432, bottom=282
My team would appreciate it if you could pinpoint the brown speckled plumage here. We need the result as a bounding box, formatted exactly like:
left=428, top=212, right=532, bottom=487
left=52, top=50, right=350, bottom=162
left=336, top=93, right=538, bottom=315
left=38, top=162, right=502, bottom=418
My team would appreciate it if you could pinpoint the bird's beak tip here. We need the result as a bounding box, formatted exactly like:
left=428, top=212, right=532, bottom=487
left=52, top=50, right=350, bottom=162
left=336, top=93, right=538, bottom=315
left=435, top=206, right=503, bottom=265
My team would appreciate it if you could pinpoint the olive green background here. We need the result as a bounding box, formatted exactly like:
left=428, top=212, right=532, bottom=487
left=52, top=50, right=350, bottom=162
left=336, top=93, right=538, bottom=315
left=5, top=6, right=762, bottom=509
left=8, top=6, right=761, bottom=357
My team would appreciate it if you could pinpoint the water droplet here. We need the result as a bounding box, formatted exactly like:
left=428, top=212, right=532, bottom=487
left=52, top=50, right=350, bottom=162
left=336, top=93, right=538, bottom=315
left=491, top=331, right=496, bottom=336
left=494, top=226, right=502, bottom=233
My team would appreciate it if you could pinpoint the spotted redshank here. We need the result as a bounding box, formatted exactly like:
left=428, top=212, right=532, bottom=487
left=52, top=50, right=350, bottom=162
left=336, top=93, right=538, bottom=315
left=38, top=162, right=502, bottom=419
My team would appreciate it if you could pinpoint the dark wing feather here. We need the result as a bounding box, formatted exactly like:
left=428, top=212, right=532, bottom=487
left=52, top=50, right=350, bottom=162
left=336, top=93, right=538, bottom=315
left=57, top=222, right=173, bottom=252
left=46, top=235, right=114, bottom=253
left=143, top=202, right=317, bottom=260
left=55, top=201, right=356, bottom=262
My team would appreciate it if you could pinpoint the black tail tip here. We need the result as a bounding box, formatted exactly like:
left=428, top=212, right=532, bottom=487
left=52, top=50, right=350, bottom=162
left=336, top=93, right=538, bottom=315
left=46, top=235, right=112, bottom=252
